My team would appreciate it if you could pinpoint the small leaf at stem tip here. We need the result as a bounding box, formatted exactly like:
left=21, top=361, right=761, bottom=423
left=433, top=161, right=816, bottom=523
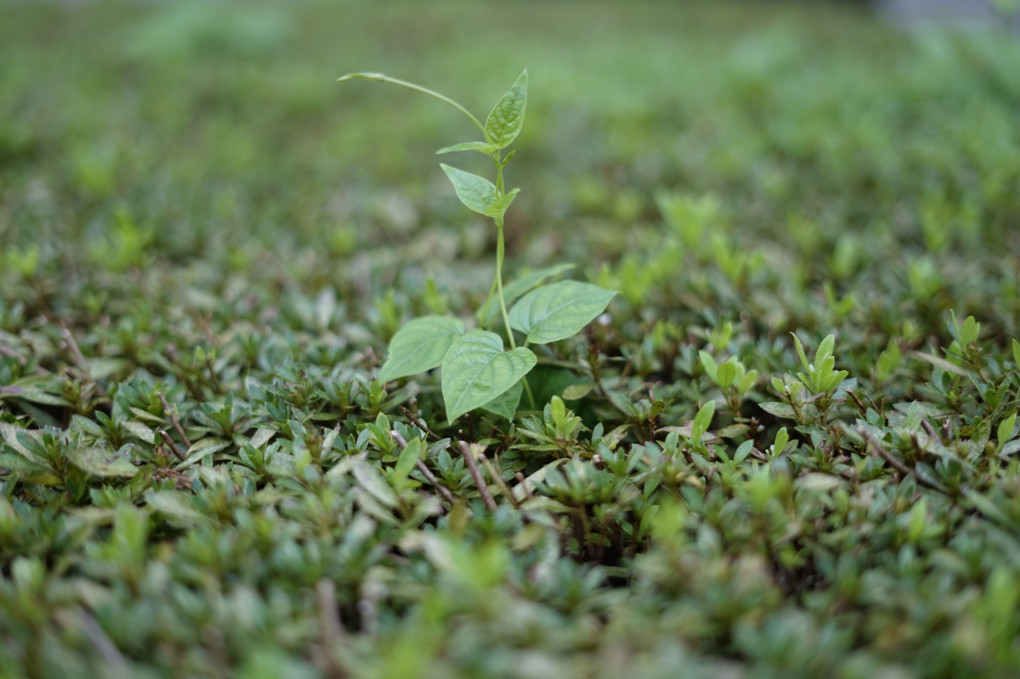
left=337, top=72, right=388, bottom=82
left=442, top=330, right=537, bottom=422
left=440, top=164, right=499, bottom=216
left=508, top=280, right=617, bottom=345
left=485, top=70, right=528, bottom=149
left=485, top=187, right=520, bottom=220
left=379, top=316, right=465, bottom=382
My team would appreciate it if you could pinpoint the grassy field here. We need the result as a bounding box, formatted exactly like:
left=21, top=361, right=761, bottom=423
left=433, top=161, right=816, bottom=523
left=2, top=1, right=1020, bottom=677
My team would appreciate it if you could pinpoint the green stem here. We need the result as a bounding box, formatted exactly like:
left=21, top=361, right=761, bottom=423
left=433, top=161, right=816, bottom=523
left=494, top=219, right=515, bottom=350
left=522, top=372, right=536, bottom=410
left=491, top=152, right=516, bottom=350
left=476, top=276, right=499, bottom=328
left=337, top=72, right=488, bottom=138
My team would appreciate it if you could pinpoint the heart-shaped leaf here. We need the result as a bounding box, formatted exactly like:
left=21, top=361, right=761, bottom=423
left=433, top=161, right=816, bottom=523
left=380, top=316, right=465, bottom=382
left=442, top=330, right=537, bottom=422
left=485, top=70, right=528, bottom=149
left=440, top=164, right=498, bottom=216
left=508, top=281, right=616, bottom=344
left=481, top=379, right=524, bottom=421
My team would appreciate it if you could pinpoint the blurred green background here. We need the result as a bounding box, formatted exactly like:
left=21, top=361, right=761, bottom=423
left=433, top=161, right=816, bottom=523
left=2, top=0, right=1019, bottom=328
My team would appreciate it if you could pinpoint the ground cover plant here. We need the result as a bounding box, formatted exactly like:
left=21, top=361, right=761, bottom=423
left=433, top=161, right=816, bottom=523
left=2, top=1, right=1020, bottom=677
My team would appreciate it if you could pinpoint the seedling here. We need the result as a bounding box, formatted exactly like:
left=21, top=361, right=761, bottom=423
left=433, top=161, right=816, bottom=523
left=339, top=70, right=616, bottom=422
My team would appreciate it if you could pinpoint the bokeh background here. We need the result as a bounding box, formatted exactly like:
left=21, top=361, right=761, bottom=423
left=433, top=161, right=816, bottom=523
left=2, top=0, right=1019, bottom=339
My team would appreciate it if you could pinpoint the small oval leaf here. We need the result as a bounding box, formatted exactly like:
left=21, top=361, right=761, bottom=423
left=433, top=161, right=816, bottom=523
left=442, top=331, right=537, bottom=422
left=508, top=281, right=616, bottom=344
left=146, top=491, right=210, bottom=527
left=440, top=164, right=498, bottom=216
left=759, top=401, right=797, bottom=420
left=65, top=447, right=138, bottom=479
left=380, top=316, right=465, bottom=381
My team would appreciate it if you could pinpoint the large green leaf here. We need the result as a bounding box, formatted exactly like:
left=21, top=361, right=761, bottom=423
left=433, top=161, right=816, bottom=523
left=485, top=70, right=528, bottom=149
left=478, top=263, right=576, bottom=324
left=481, top=379, right=524, bottom=421
left=380, top=316, right=465, bottom=381
left=440, top=164, right=498, bottom=216
left=508, top=281, right=616, bottom=344
left=442, top=330, right=537, bottom=422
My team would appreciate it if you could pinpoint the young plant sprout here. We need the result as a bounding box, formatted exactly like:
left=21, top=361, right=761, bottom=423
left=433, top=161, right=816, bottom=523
left=338, top=69, right=616, bottom=422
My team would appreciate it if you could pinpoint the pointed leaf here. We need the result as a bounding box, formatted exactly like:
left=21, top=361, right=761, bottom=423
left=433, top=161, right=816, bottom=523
left=792, top=333, right=810, bottom=373
left=485, top=70, right=528, bottom=149
left=692, top=401, right=716, bottom=442
left=437, top=141, right=494, bottom=155
left=481, top=380, right=523, bottom=421
left=479, top=263, right=575, bottom=324
left=999, top=412, right=1017, bottom=445
left=699, top=351, right=718, bottom=382
left=394, top=437, right=423, bottom=485
left=380, top=316, right=465, bottom=381
left=508, top=281, right=616, bottom=344
left=440, top=164, right=498, bottom=216
left=442, top=331, right=537, bottom=422
left=816, top=334, right=836, bottom=366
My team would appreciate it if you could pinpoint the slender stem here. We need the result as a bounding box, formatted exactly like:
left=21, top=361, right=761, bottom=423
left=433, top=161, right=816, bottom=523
left=489, top=152, right=517, bottom=350
left=522, top=375, right=536, bottom=410
left=495, top=220, right=515, bottom=350
left=494, top=151, right=505, bottom=195
left=458, top=441, right=498, bottom=511
left=478, top=452, right=520, bottom=509
left=338, top=73, right=488, bottom=138
left=476, top=276, right=499, bottom=328
left=492, top=151, right=536, bottom=408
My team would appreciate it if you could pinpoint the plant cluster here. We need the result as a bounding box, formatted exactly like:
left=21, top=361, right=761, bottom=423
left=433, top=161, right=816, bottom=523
left=339, top=70, right=616, bottom=423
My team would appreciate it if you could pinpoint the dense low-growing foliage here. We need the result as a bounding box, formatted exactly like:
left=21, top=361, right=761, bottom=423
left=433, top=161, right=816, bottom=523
left=2, top=1, right=1019, bottom=677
